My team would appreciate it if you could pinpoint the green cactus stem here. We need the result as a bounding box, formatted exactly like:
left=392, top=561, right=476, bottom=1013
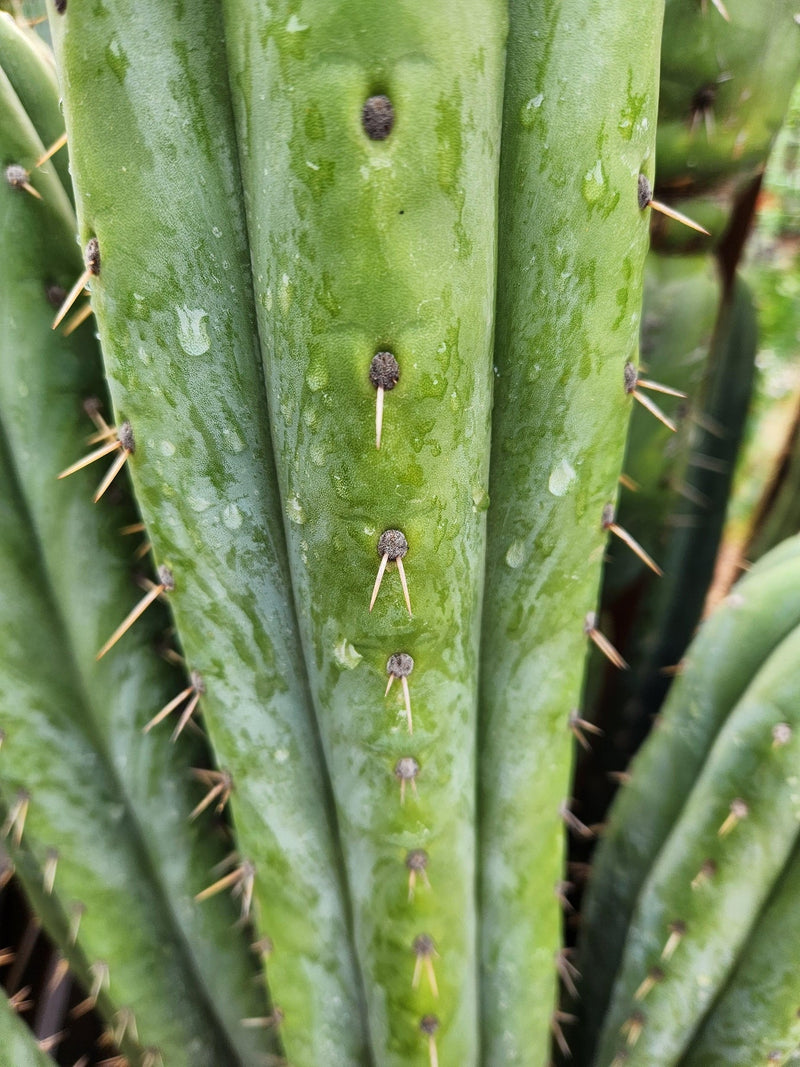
left=1, top=40, right=272, bottom=1066
left=681, top=837, right=800, bottom=1066
left=221, top=2, right=506, bottom=1062
left=591, top=559, right=800, bottom=1064
left=477, top=1, right=663, bottom=1061
left=47, top=1, right=370, bottom=1063
left=579, top=535, right=800, bottom=1062
left=657, top=0, right=800, bottom=198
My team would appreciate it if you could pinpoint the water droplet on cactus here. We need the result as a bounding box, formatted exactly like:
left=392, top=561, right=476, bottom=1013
left=176, top=307, right=210, bottom=355
left=548, top=458, right=577, bottom=497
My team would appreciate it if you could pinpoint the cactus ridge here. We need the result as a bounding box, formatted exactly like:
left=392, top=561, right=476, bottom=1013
left=1, top=35, right=272, bottom=1066
left=680, top=838, right=800, bottom=1066
left=47, top=2, right=371, bottom=1063
left=220, top=3, right=508, bottom=1060
left=580, top=536, right=800, bottom=1059
left=477, top=0, right=663, bottom=1060
left=594, top=605, right=800, bottom=1064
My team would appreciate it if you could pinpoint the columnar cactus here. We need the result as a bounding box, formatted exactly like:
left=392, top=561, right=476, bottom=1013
left=1, top=2, right=799, bottom=1066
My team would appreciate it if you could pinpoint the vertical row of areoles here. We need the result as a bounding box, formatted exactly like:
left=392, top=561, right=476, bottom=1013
left=362, top=93, right=440, bottom=1062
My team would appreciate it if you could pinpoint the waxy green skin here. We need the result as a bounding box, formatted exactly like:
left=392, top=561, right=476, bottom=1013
left=579, top=537, right=800, bottom=1063
left=681, top=839, right=800, bottom=1066
left=1, top=56, right=270, bottom=1065
left=48, top=2, right=369, bottom=1063
left=478, top=2, right=662, bottom=1061
left=596, top=619, right=800, bottom=1066
left=657, top=0, right=800, bottom=197
left=222, top=2, right=505, bottom=1061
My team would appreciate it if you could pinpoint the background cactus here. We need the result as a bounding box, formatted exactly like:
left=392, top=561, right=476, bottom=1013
left=1, top=2, right=799, bottom=1066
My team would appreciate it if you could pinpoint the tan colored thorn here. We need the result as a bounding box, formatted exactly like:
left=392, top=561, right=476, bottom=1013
left=569, top=709, right=603, bottom=752
left=704, top=0, right=731, bottom=20
left=621, top=1010, right=646, bottom=1048
left=83, top=398, right=116, bottom=443
left=412, top=934, right=439, bottom=997
left=68, top=903, right=86, bottom=947
left=37, top=1031, right=65, bottom=1054
left=97, top=565, right=173, bottom=660
left=190, top=768, right=234, bottom=820
left=35, top=131, right=68, bottom=169
left=636, top=378, right=687, bottom=400
left=602, top=504, right=663, bottom=575
left=53, top=238, right=101, bottom=330
left=608, top=770, right=632, bottom=787
left=1, top=789, right=30, bottom=847
left=370, top=529, right=412, bottom=616
left=555, top=948, right=581, bottom=999
left=638, top=173, right=710, bottom=235
left=141, top=1049, right=164, bottom=1067
left=405, top=849, right=430, bottom=902
left=619, top=472, right=640, bottom=492
left=584, top=612, right=628, bottom=670
left=71, top=960, right=109, bottom=1019
left=551, top=1010, right=576, bottom=1057
left=114, top=1007, right=138, bottom=1045
left=369, top=353, right=400, bottom=450
left=144, top=670, right=204, bottom=740
left=47, top=955, right=70, bottom=994
left=634, top=966, right=664, bottom=1001
left=555, top=880, right=575, bottom=914
left=394, top=757, right=419, bottom=805
left=8, top=986, right=33, bottom=1013
left=62, top=301, right=94, bottom=337
left=661, top=920, right=687, bottom=961
left=43, top=848, right=59, bottom=894
left=196, top=858, right=255, bottom=922
left=58, top=420, right=135, bottom=503
left=241, top=1008, right=283, bottom=1029
left=420, top=1015, right=440, bottom=1067
left=560, top=801, right=596, bottom=840
left=691, top=858, right=717, bottom=890
left=0, top=947, right=15, bottom=966
left=718, top=797, right=748, bottom=838
left=251, top=935, right=273, bottom=961
left=386, top=653, right=414, bottom=734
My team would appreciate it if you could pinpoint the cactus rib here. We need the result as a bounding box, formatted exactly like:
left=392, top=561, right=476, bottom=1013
left=47, top=2, right=369, bottom=1063
left=221, top=2, right=507, bottom=1061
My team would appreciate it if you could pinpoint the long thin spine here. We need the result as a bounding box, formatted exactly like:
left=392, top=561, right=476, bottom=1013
left=477, top=1, right=662, bottom=1061
left=48, top=3, right=368, bottom=1063
left=221, top=3, right=506, bottom=1061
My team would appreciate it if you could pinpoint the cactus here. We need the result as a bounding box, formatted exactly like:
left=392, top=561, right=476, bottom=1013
left=2, top=2, right=800, bottom=1065
left=579, top=536, right=800, bottom=1064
